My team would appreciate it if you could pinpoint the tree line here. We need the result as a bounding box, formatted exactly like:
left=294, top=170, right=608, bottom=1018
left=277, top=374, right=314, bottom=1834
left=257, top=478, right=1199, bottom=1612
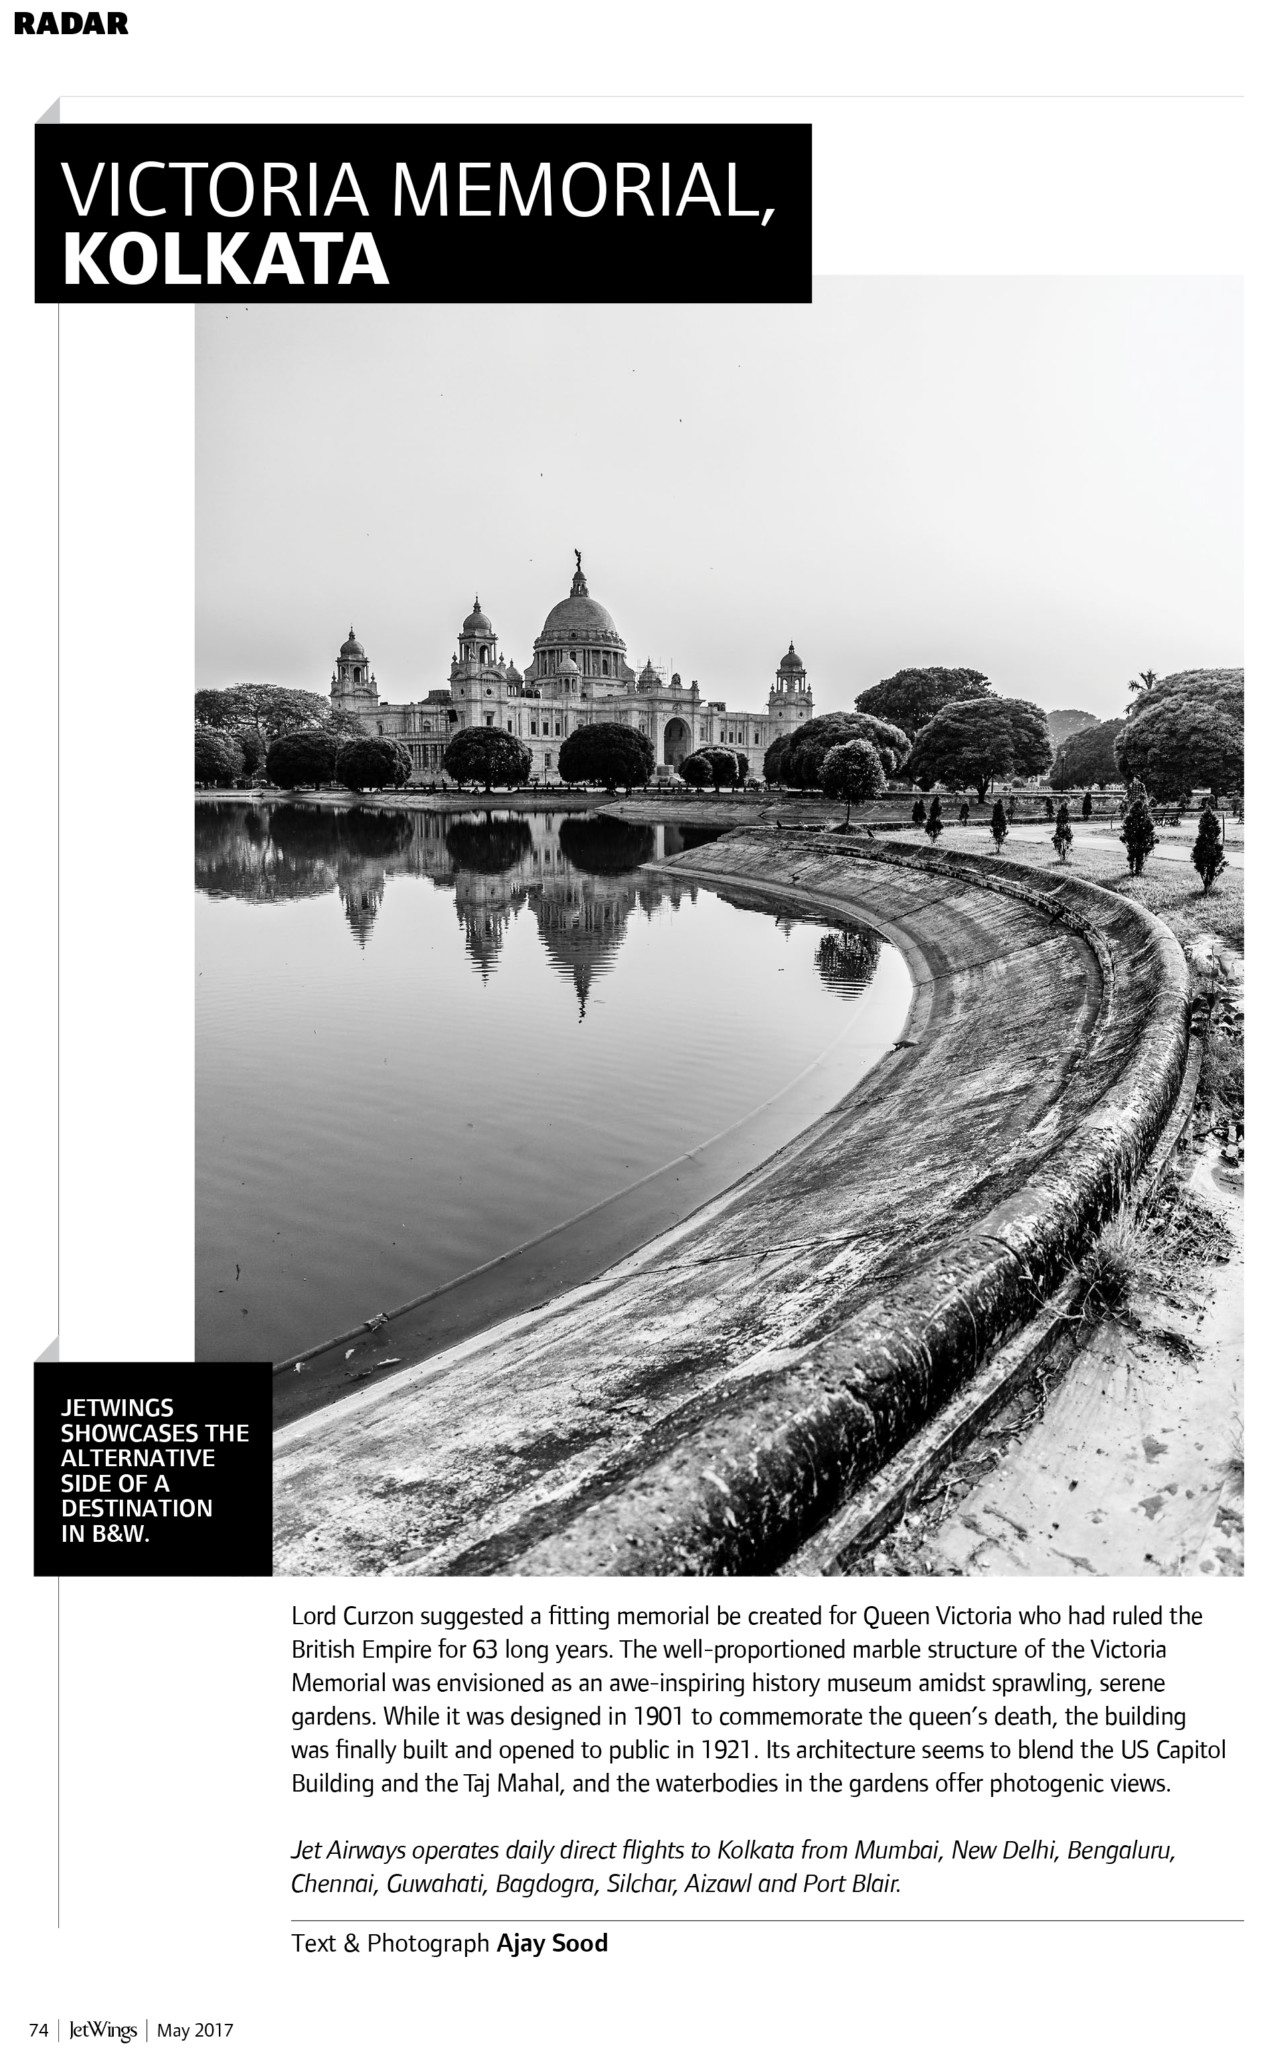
left=195, top=661, right=1244, bottom=813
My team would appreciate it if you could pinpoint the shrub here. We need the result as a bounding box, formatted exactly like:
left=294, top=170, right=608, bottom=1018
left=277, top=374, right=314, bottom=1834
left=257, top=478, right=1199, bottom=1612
left=1074, top=1220, right=1134, bottom=1320
left=1201, top=1030, right=1243, bottom=1115
left=443, top=726, right=532, bottom=790
left=195, top=726, right=245, bottom=787
left=924, top=795, right=943, bottom=843
left=680, top=747, right=738, bottom=791
left=1191, top=806, right=1227, bottom=894
left=558, top=722, right=655, bottom=792
left=1052, top=800, right=1073, bottom=864
left=1120, top=795, right=1156, bottom=876
left=1043, top=795, right=1055, bottom=820
left=265, top=728, right=340, bottom=789
left=336, top=735, right=412, bottom=792
left=772, top=711, right=909, bottom=786
left=990, top=798, right=1008, bottom=851
left=911, top=797, right=926, bottom=826
left=819, top=739, right=886, bottom=822
left=1081, top=789, right=1093, bottom=821
left=958, top=801, right=969, bottom=826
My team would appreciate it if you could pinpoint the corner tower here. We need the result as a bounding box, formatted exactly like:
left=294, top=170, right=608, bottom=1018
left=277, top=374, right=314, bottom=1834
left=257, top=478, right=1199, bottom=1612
left=331, top=627, right=378, bottom=714
left=768, top=641, right=813, bottom=728
left=449, top=597, right=502, bottom=721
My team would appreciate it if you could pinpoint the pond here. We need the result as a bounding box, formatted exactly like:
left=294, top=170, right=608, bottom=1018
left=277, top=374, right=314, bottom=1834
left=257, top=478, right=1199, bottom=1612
left=196, top=803, right=913, bottom=1365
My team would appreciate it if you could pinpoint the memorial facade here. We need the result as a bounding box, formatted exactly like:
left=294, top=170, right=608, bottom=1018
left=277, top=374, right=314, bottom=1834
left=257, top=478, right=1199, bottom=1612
left=330, top=555, right=814, bottom=780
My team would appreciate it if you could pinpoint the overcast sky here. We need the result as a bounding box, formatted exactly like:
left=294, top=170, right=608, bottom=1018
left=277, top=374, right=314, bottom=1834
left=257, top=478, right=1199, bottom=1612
left=196, top=278, right=1241, bottom=722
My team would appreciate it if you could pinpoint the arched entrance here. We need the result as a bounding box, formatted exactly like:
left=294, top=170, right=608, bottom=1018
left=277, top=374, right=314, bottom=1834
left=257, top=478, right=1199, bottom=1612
left=663, top=717, right=692, bottom=769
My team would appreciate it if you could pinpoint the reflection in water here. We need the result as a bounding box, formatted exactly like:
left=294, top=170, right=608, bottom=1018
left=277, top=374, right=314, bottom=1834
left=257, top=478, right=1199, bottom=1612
left=196, top=801, right=905, bottom=1362
left=195, top=804, right=733, bottom=1009
left=445, top=816, right=535, bottom=875
left=195, top=804, right=884, bottom=1006
left=557, top=816, right=657, bottom=875
left=815, top=927, right=883, bottom=1001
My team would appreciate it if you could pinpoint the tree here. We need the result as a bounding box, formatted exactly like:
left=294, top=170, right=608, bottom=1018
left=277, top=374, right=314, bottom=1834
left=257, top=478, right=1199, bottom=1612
left=1047, top=708, right=1098, bottom=750
left=1043, top=795, right=1054, bottom=820
left=1191, top=807, right=1227, bottom=894
left=911, top=796, right=926, bottom=826
left=443, top=726, right=532, bottom=791
left=265, top=728, right=340, bottom=788
left=336, top=735, right=412, bottom=792
left=1123, top=667, right=1242, bottom=724
left=1052, top=800, right=1073, bottom=864
left=558, top=722, right=655, bottom=793
left=763, top=733, right=793, bottom=784
left=194, top=726, right=245, bottom=788
left=1120, top=796, right=1156, bottom=876
left=990, top=798, right=1008, bottom=852
left=1081, top=789, right=1093, bottom=821
left=1127, top=667, right=1160, bottom=707
left=1115, top=697, right=1243, bottom=804
left=924, top=795, right=943, bottom=843
left=196, top=683, right=361, bottom=753
left=855, top=666, right=993, bottom=740
left=905, top=697, right=1053, bottom=803
left=680, top=747, right=738, bottom=791
left=958, top=801, right=970, bottom=826
left=819, top=739, right=886, bottom=823
left=771, top=711, right=908, bottom=786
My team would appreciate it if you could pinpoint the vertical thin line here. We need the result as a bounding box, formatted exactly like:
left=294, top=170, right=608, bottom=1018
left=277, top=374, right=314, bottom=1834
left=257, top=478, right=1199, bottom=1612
left=57, top=303, right=63, bottom=1942
left=57, top=1578, right=61, bottom=1930
left=57, top=299, right=60, bottom=1339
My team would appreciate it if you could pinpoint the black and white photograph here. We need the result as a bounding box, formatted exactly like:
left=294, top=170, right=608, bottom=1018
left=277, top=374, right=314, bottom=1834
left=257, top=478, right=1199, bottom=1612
left=193, top=281, right=1243, bottom=1578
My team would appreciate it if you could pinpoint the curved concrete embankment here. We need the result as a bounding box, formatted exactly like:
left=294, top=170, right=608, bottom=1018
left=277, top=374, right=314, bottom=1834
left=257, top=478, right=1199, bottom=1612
left=273, top=834, right=1191, bottom=1578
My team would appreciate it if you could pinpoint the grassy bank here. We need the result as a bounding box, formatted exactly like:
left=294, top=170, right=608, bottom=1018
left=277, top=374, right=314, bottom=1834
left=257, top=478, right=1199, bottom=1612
left=884, top=821, right=1244, bottom=953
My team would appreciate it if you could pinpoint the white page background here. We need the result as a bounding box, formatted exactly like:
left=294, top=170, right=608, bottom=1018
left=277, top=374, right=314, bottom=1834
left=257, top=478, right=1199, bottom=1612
left=6, top=26, right=1258, bottom=2048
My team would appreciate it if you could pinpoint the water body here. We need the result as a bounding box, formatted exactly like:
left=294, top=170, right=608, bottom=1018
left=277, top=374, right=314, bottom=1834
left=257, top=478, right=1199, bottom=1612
left=196, top=804, right=912, bottom=1365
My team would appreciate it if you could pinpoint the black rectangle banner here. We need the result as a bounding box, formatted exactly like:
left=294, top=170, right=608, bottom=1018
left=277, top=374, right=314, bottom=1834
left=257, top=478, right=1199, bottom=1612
left=35, top=122, right=811, bottom=303
left=34, top=1362, right=272, bottom=1576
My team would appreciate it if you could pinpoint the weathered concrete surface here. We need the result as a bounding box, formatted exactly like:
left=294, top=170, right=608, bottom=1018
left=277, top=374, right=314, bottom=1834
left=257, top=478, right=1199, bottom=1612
left=273, top=833, right=1191, bottom=1578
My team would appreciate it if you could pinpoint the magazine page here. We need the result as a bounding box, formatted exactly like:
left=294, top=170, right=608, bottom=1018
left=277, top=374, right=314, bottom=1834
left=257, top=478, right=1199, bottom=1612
left=7, top=9, right=1255, bottom=2046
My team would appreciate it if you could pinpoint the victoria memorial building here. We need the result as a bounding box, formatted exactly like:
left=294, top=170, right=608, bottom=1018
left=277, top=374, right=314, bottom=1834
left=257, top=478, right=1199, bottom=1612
left=329, top=554, right=814, bottom=781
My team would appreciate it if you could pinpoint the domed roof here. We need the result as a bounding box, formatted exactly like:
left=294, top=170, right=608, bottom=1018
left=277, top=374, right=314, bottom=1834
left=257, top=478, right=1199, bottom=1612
left=557, top=654, right=580, bottom=675
left=779, top=642, right=805, bottom=672
left=463, top=596, right=494, bottom=636
left=637, top=658, right=659, bottom=690
left=505, top=661, right=522, bottom=683
left=535, top=555, right=625, bottom=648
left=340, top=626, right=365, bottom=659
